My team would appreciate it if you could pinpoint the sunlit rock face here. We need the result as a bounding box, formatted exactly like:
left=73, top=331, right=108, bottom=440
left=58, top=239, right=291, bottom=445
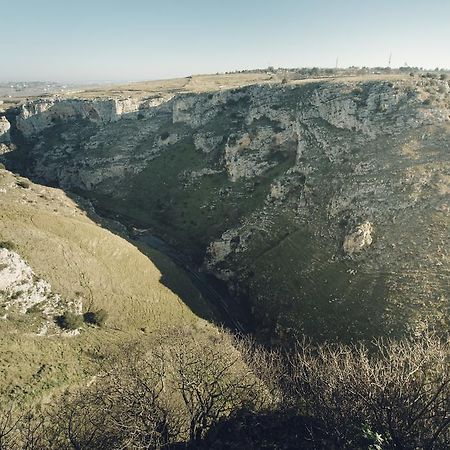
left=0, top=248, right=82, bottom=335
left=3, top=76, right=449, bottom=342
left=343, top=222, right=373, bottom=255
left=0, top=116, right=10, bottom=143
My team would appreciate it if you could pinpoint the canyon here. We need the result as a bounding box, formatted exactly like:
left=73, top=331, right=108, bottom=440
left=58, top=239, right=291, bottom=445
left=1, top=72, right=449, bottom=346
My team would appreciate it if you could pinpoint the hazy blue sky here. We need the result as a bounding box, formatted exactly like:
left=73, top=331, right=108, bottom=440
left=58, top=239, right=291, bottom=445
left=1, top=0, right=449, bottom=82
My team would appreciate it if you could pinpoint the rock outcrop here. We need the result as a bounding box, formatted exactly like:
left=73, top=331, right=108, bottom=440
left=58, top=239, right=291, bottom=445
left=0, top=248, right=81, bottom=333
left=0, top=116, right=10, bottom=143
left=343, top=222, right=373, bottom=255
left=15, top=95, right=172, bottom=137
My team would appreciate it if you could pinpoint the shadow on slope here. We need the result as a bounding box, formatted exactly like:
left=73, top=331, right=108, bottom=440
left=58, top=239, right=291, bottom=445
left=80, top=202, right=253, bottom=333
left=1, top=100, right=254, bottom=332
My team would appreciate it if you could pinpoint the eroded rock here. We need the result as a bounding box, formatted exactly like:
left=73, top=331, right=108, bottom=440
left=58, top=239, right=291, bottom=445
left=343, top=222, right=374, bottom=255
left=0, top=248, right=82, bottom=332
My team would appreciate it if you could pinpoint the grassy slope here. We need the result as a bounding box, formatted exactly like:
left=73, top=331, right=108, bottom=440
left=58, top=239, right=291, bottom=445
left=0, top=168, right=215, bottom=400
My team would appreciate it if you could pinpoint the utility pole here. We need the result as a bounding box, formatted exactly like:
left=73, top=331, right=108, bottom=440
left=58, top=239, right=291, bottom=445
left=388, top=52, right=392, bottom=67
left=335, top=57, right=339, bottom=70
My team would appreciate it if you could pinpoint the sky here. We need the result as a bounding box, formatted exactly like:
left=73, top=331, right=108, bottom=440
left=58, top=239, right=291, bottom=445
left=1, top=0, right=449, bottom=83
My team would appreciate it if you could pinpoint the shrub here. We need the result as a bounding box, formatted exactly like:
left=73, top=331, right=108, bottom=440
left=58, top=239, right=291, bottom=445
left=83, top=309, right=108, bottom=327
left=0, top=240, right=15, bottom=250
left=26, top=304, right=43, bottom=314
left=9, top=290, right=23, bottom=300
left=56, top=311, right=83, bottom=330
left=1, top=330, right=449, bottom=449
left=160, top=131, right=170, bottom=141
left=0, top=163, right=5, bottom=170
left=5, top=328, right=268, bottom=449
left=16, top=179, right=31, bottom=189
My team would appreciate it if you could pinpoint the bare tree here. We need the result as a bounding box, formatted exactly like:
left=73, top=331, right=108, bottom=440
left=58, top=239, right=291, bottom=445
left=0, top=402, right=20, bottom=450
left=5, top=328, right=448, bottom=449
left=288, top=333, right=450, bottom=448
left=158, top=327, right=270, bottom=441
left=18, top=326, right=272, bottom=449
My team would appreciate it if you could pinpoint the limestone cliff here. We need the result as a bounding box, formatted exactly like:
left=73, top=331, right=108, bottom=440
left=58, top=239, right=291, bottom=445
left=14, top=95, right=172, bottom=137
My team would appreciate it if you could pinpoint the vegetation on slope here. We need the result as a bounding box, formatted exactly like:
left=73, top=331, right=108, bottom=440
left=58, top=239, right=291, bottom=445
left=1, top=328, right=448, bottom=449
left=0, top=168, right=216, bottom=401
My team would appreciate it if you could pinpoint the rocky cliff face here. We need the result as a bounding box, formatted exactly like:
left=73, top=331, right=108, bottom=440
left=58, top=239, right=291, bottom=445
left=3, top=76, right=449, bottom=342
left=14, top=95, right=172, bottom=137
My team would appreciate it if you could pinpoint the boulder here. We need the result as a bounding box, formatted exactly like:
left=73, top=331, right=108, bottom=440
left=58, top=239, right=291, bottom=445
left=343, top=222, right=373, bottom=255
